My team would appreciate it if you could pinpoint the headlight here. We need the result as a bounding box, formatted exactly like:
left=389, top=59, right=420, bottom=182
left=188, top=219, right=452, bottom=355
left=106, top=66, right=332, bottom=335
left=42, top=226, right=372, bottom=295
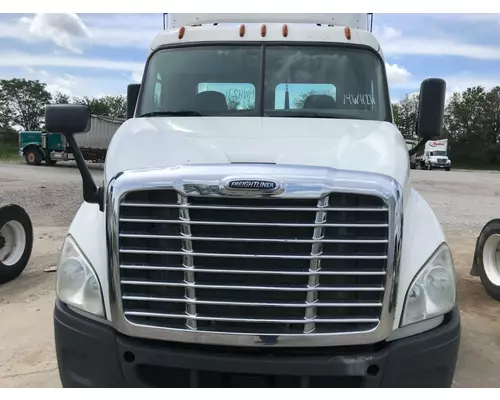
left=56, top=235, right=105, bottom=318
left=401, top=243, right=456, bottom=327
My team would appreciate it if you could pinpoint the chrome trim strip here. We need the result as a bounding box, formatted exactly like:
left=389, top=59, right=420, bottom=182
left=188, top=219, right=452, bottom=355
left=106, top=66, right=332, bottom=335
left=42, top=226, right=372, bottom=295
left=120, top=280, right=385, bottom=292
left=120, top=265, right=387, bottom=276
left=304, top=196, right=328, bottom=334
left=120, top=218, right=388, bottom=228
left=121, top=296, right=384, bottom=308
left=118, top=249, right=387, bottom=260
left=107, top=163, right=403, bottom=348
left=178, top=193, right=197, bottom=330
left=119, top=233, right=389, bottom=244
left=124, top=311, right=380, bottom=324
left=120, top=202, right=388, bottom=212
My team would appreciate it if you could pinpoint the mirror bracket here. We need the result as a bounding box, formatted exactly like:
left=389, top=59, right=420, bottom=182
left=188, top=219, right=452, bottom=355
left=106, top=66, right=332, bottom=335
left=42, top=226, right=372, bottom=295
left=45, top=104, right=104, bottom=212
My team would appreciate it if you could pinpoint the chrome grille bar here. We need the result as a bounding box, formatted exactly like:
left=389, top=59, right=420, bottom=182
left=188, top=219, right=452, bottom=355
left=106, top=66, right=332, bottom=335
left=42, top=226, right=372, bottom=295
left=119, top=249, right=387, bottom=260
left=121, top=296, right=384, bottom=308
left=124, top=311, right=380, bottom=324
left=121, top=202, right=388, bottom=212
left=120, top=265, right=386, bottom=276
left=178, top=193, right=197, bottom=330
left=120, top=218, right=388, bottom=228
left=120, top=280, right=385, bottom=292
left=119, top=233, right=388, bottom=244
left=304, top=196, right=328, bottom=333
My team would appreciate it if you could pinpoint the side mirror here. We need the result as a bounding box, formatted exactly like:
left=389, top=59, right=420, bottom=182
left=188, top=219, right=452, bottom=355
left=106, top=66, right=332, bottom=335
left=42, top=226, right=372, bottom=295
left=44, top=104, right=101, bottom=209
left=127, top=84, right=141, bottom=119
left=416, top=78, right=446, bottom=140
left=45, top=104, right=90, bottom=135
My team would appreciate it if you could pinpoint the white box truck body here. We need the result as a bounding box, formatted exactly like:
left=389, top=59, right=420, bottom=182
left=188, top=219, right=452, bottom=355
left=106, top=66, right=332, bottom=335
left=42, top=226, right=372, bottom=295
left=48, top=13, right=460, bottom=388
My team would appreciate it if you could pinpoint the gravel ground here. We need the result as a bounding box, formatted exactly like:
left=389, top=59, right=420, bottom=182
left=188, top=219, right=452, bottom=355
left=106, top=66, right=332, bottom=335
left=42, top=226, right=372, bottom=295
left=0, top=161, right=499, bottom=387
left=410, top=169, right=500, bottom=236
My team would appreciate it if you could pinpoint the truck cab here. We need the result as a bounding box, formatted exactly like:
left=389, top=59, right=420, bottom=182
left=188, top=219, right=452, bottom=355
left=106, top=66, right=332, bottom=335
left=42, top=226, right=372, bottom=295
left=47, top=13, right=459, bottom=388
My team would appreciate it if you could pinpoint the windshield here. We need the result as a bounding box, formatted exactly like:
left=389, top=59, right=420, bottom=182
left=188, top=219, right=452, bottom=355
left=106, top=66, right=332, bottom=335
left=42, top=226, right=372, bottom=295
left=138, top=44, right=390, bottom=122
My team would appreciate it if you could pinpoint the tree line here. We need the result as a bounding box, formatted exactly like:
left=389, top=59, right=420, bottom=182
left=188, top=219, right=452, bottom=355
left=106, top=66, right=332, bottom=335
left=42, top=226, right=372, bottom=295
left=2, top=77, right=500, bottom=168
left=0, top=78, right=126, bottom=134
left=393, top=86, right=500, bottom=168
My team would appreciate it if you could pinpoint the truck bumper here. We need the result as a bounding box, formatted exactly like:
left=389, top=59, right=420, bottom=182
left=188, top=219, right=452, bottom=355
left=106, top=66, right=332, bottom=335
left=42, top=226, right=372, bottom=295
left=430, top=163, right=451, bottom=169
left=54, top=300, right=460, bottom=388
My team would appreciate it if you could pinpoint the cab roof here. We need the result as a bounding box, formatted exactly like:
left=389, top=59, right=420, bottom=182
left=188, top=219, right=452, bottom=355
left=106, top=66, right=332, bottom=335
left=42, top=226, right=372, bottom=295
left=150, top=23, right=382, bottom=55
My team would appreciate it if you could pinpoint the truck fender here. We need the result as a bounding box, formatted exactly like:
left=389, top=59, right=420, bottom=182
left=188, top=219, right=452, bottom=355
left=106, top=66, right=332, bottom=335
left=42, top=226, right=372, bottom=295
left=21, top=142, right=43, bottom=154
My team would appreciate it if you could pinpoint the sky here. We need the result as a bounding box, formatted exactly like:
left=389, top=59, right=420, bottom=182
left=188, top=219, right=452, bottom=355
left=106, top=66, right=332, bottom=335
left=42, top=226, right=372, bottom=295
left=1, top=13, right=500, bottom=103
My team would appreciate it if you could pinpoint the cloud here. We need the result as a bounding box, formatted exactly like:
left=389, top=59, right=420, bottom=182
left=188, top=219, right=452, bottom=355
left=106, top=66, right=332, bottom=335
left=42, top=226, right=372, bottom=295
left=0, top=13, right=156, bottom=52
left=385, top=63, right=412, bottom=86
left=443, top=74, right=500, bottom=93
left=377, top=24, right=500, bottom=60
left=20, top=13, right=91, bottom=53
left=81, top=14, right=158, bottom=49
left=379, top=25, right=402, bottom=40
left=131, top=69, right=143, bottom=83
left=0, top=51, right=143, bottom=72
left=383, top=37, right=500, bottom=60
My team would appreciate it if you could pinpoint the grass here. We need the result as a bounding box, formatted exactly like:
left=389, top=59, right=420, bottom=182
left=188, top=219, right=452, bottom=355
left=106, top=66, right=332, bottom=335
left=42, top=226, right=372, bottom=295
left=0, top=135, right=20, bottom=161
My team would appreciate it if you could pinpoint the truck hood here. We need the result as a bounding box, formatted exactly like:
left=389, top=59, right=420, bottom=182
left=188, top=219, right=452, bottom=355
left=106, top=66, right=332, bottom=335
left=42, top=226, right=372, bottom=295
left=105, top=117, right=410, bottom=186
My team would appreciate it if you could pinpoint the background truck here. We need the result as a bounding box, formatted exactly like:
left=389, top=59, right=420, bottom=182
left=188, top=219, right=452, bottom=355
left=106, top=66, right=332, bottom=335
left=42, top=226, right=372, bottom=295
left=47, top=13, right=460, bottom=388
left=422, top=139, right=451, bottom=171
left=19, top=115, right=124, bottom=166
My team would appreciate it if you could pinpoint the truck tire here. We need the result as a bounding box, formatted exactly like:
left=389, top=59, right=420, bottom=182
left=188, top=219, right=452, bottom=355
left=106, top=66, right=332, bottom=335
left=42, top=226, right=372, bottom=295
left=446, top=167, right=451, bottom=171
left=24, top=148, right=42, bottom=166
left=474, top=219, right=500, bottom=301
left=0, top=204, right=34, bottom=284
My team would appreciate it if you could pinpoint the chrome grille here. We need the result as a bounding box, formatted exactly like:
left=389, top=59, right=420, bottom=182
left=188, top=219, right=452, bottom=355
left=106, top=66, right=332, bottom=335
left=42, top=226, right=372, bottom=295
left=117, top=189, right=389, bottom=336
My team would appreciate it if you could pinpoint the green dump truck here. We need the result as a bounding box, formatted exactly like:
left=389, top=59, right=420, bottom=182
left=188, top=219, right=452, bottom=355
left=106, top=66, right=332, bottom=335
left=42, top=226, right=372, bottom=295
left=19, top=115, right=124, bottom=166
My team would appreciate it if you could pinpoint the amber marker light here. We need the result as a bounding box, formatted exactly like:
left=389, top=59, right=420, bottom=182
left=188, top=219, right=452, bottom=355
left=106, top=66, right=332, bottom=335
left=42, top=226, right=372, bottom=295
left=344, top=27, right=351, bottom=40
left=179, top=26, right=186, bottom=39
left=282, top=24, right=288, bottom=37
left=261, top=24, right=267, bottom=37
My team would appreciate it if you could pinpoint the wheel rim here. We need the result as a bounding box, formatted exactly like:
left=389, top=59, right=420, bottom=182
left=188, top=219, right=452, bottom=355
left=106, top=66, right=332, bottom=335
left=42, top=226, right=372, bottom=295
left=28, top=153, right=35, bottom=163
left=0, top=221, right=27, bottom=266
left=483, top=233, right=500, bottom=287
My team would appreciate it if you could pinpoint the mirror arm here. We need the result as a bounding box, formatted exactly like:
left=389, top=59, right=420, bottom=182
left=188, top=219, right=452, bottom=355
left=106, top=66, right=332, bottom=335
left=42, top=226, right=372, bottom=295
left=408, top=138, right=427, bottom=157
left=64, top=133, right=104, bottom=211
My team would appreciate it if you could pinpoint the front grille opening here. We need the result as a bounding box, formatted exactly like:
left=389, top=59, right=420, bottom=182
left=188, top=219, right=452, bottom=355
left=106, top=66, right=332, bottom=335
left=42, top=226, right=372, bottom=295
left=117, top=189, right=390, bottom=338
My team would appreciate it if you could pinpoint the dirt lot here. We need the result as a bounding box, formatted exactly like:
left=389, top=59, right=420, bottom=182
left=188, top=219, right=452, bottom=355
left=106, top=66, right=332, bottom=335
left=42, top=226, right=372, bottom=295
left=0, top=162, right=499, bottom=387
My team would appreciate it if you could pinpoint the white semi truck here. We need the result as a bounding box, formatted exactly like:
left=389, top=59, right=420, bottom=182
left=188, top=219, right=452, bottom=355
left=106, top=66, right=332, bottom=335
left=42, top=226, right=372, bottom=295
left=423, top=139, right=451, bottom=171
left=47, top=13, right=460, bottom=388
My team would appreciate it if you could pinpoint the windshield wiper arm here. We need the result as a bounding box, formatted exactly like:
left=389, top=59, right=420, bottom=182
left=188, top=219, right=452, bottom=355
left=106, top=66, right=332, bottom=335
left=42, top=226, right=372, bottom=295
left=264, top=110, right=368, bottom=120
left=139, top=110, right=203, bottom=117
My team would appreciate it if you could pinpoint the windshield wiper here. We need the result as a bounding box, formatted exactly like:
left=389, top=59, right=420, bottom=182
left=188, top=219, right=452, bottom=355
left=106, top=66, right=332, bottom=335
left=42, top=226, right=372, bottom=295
left=264, top=110, right=368, bottom=120
left=139, top=110, right=203, bottom=117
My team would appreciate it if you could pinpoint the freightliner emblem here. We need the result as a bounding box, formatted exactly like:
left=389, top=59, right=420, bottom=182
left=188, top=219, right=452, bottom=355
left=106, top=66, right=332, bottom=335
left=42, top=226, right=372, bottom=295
left=227, top=180, right=277, bottom=190
left=222, top=178, right=283, bottom=195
